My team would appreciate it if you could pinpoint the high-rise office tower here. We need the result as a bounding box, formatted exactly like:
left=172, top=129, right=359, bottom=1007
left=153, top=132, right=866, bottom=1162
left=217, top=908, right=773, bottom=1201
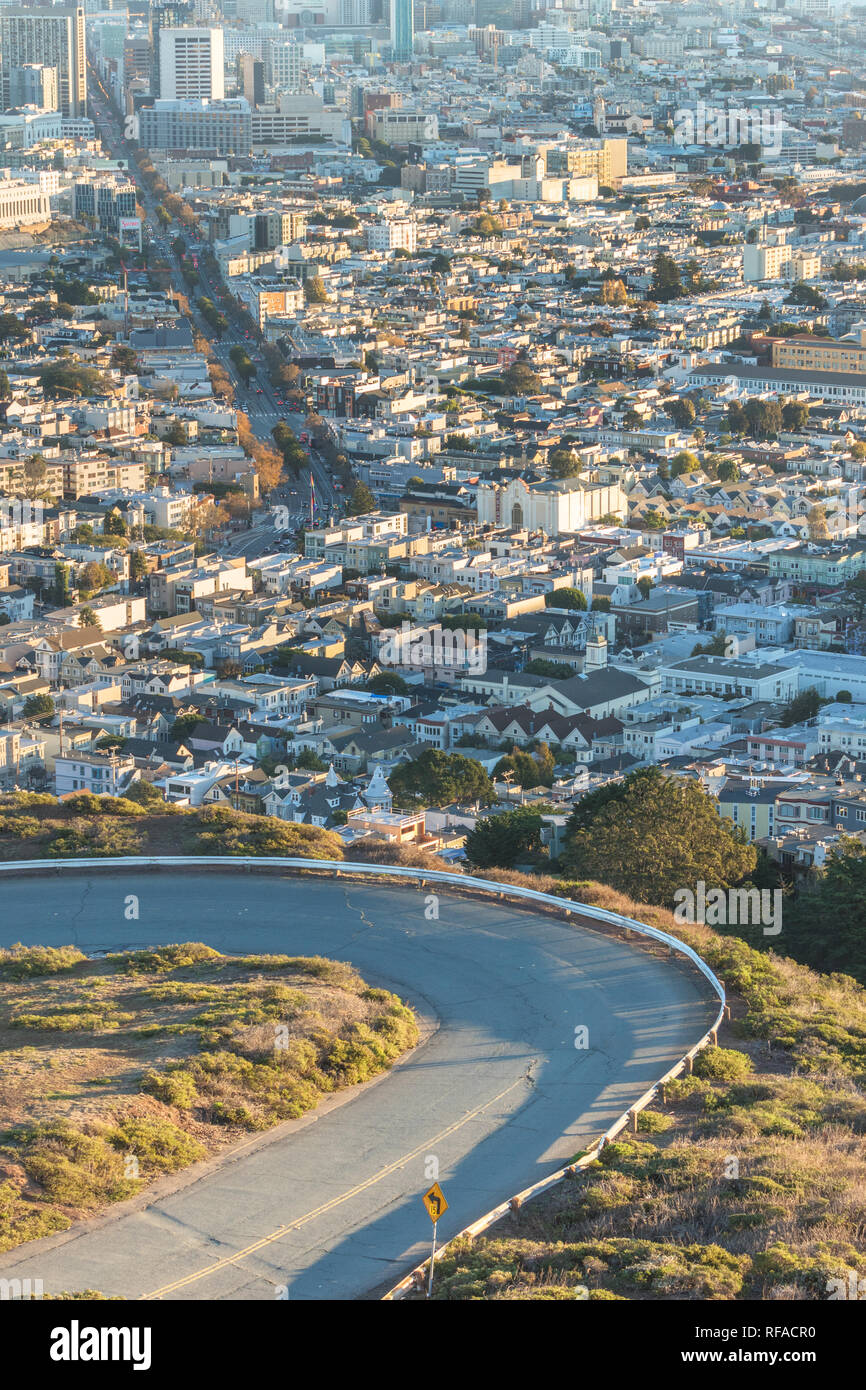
left=8, top=63, right=58, bottom=111
left=239, top=53, right=265, bottom=107
left=159, top=27, right=224, bottom=101
left=150, top=1, right=194, bottom=96
left=0, top=6, right=86, bottom=117
left=268, top=39, right=301, bottom=92
left=390, top=0, right=414, bottom=60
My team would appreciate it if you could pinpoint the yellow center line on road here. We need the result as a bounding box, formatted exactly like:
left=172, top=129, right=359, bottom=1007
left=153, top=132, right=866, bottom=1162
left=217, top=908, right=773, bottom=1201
left=140, top=1075, right=525, bottom=1299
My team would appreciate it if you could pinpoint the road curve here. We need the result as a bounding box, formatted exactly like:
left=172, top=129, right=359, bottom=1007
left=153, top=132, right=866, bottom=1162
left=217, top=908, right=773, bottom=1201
left=0, top=869, right=716, bottom=1300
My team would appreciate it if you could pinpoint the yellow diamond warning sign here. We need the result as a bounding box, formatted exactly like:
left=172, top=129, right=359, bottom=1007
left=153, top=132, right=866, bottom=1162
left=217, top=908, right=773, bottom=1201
left=422, top=1182, right=448, bottom=1223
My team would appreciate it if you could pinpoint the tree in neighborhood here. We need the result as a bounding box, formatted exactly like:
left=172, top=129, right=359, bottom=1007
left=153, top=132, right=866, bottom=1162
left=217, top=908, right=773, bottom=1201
left=23, top=693, right=54, bottom=717
left=465, top=806, right=548, bottom=869
left=806, top=504, right=830, bottom=542
left=346, top=480, right=375, bottom=516
left=548, top=448, right=581, bottom=478
left=304, top=276, right=329, bottom=304
left=671, top=450, right=700, bottom=476
left=773, top=840, right=866, bottom=984
left=779, top=686, right=825, bottom=727
left=716, top=458, right=740, bottom=483
left=79, top=562, right=113, bottom=595
left=523, top=658, right=575, bottom=679
left=111, top=346, right=139, bottom=374
left=21, top=454, right=51, bottom=500
left=560, top=767, right=756, bottom=905
left=503, top=360, right=541, bottom=395
left=545, top=587, right=587, bottom=610
left=781, top=400, right=810, bottom=431
left=388, top=749, right=494, bottom=808
left=663, top=397, right=697, bottom=431
left=366, top=671, right=409, bottom=695
left=650, top=253, right=684, bottom=302
left=494, top=743, right=556, bottom=788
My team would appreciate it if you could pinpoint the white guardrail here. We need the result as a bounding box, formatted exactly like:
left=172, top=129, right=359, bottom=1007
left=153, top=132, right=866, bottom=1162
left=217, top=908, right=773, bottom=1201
left=0, top=856, right=727, bottom=1300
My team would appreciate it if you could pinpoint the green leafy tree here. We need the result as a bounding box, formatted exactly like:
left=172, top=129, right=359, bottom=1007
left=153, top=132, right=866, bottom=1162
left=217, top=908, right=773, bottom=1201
left=523, top=658, right=575, bottom=679
left=495, top=743, right=555, bottom=788
left=663, top=397, right=697, bottom=431
left=111, top=346, right=139, bottom=374
left=716, top=458, right=740, bottom=483
left=779, top=686, right=825, bottom=727
left=304, top=276, right=329, bottom=305
left=781, top=400, right=810, bottom=431
left=545, top=587, right=587, bottom=611
left=346, top=481, right=375, bottom=516
left=779, top=840, right=866, bottom=983
left=23, top=693, right=54, bottom=717
left=366, top=671, right=409, bottom=695
left=560, top=768, right=756, bottom=905
left=548, top=448, right=581, bottom=478
left=691, top=631, right=729, bottom=658
left=170, top=713, right=203, bottom=740
left=503, top=361, right=541, bottom=395
left=671, top=450, right=700, bottom=477
left=465, top=807, right=548, bottom=869
left=650, top=253, right=684, bottom=303
left=388, top=750, right=494, bottom=809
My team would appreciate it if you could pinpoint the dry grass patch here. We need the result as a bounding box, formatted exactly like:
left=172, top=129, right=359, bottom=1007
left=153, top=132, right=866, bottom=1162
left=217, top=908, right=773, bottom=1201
left=430, top=875, right=866, bottom=1301
left=0, top=942, right=417, bottom=1252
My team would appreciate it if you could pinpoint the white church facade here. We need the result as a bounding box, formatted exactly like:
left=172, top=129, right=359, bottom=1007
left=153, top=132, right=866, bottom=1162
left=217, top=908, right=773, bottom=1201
left=475, top=474, right=626, bottom=535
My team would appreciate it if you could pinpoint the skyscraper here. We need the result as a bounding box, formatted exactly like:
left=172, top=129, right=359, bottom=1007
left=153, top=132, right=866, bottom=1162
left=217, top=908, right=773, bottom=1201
left=0, top=6, right=86, bottom=117
left=239, top=53, right=265, bottom=108
left=390, top=0, right=414, bottom=61
left=150, top=2, right=194, bottom=97
left=159, top=27, right=224, bottom=102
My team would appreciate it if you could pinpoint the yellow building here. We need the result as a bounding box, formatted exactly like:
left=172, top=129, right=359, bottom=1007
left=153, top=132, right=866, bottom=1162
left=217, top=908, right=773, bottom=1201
left=554, top=138, right=628, bottom=189
left=772, top=328, right=866, bottom=375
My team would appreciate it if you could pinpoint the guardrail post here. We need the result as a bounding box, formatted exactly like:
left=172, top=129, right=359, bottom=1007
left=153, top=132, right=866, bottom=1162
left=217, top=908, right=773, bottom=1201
left=686, top=1054, right=694, bottom=1074
left=630, top=1110, right=638, bottom=1134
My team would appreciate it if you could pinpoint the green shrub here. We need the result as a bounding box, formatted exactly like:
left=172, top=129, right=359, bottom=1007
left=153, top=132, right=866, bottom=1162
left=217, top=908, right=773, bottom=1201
left=0, top=944, right=86, bottom=980
left=48, top=822, right=143, bottom=857
left=15, top=1122, right=139, bottom=1209
left=637, top=1109, right=674, bottom=1133
left=107, top=1117, right=205, bottom=1172
left=0, top=816, right=44, bottom=838
left=116, top=943, right=223, bottom=974
left=694, top=1046, right=754, bottom=1082
left=0, top=1179, right=71, bottom=1252
left=140, top=1068, right=198, bottom=1109
left=11, top=1011, right=133, bottom=1032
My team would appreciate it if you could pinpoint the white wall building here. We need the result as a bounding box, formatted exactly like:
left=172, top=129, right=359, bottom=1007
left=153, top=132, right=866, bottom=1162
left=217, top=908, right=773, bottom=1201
left=159, top=27, right=224, bottom=102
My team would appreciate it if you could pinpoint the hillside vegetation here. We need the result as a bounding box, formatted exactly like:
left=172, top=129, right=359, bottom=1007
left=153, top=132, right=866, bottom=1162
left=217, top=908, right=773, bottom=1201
left=0, top=792, right=344, bottom=862
left=429, top=877, right=866, bottom=1301
left=0, top=941, right=417, bottom=1253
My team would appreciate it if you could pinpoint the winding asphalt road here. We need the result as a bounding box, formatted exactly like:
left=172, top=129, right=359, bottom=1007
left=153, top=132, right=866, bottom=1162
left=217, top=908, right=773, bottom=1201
left=0, top=869, right=716, bottom=1300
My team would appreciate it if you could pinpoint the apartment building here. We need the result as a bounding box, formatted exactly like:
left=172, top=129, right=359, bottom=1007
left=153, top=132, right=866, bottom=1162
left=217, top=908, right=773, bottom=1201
left=0, top=5, right=86, bottom=117
left=369, top=109, right=439, bottom=144
left=159, top=27, right=224, bottom=101
left=771, top=329, right=866, bottom=376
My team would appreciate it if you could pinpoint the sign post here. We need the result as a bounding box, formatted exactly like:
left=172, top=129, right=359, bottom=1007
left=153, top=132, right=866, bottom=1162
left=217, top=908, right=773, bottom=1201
left=421, top=1181, right=448, bottom=1300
